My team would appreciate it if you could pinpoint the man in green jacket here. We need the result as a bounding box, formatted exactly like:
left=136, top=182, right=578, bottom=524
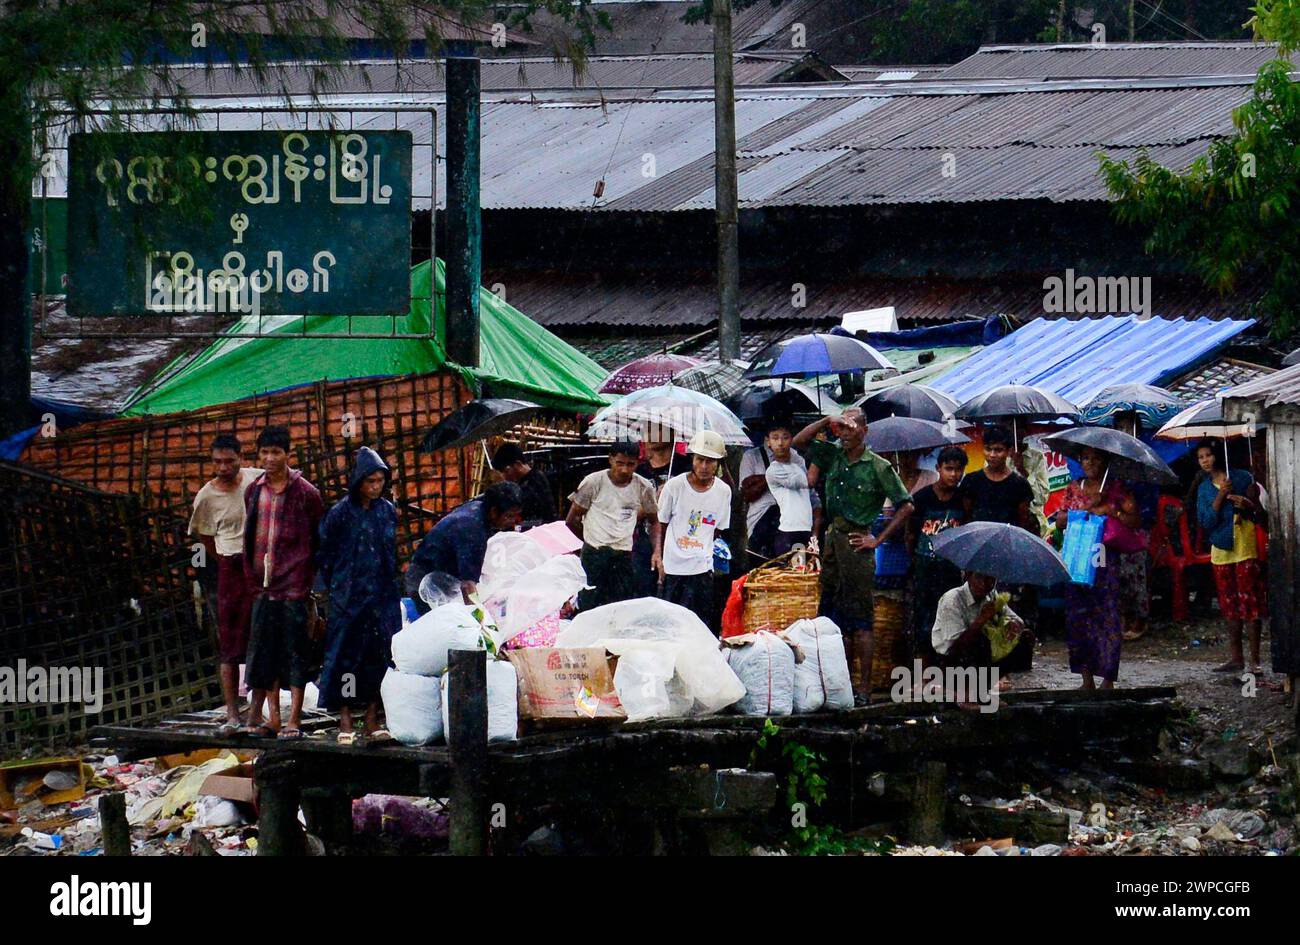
left=795, top=408, right=913, bottom=704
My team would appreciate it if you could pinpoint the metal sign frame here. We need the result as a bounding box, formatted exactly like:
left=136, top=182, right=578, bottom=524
left=34, top=103, right=438, bottom=341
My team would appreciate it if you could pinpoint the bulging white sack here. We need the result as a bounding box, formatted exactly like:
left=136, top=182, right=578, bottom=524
left=441, top=658, right=519, bottom=743
left=391, top=602, right=485, bottom=677
left=725, top=632, right=795, bottom=717
left=381, top=668, right=444, bottom=746
left=784, top=617, right=854, bottom=712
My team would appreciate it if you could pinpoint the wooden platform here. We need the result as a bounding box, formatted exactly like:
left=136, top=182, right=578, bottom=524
left=92, top=685, right=1179, bottom=853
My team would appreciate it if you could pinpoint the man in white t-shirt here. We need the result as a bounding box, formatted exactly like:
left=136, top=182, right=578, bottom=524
left=740, top=418, right=821, bottom=561
left=188, top=434, right=261, bottom=733
left=566, top=442, right=658, bottom=609
left=652, top=430, right=732, bottom=633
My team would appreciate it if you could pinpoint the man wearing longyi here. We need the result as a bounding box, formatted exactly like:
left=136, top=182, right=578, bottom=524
left=795, top=408, right=913, bottom=705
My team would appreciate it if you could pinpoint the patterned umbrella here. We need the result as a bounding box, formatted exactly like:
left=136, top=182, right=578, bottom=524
left=599, top=353, right=703, bottom=395
left=1081, top=384, right=1184, bottom=430
left=744, top=333, right=892, bottom=380
left=672, top=360, right=750, bottom=401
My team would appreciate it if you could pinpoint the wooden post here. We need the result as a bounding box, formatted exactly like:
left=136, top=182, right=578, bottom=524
left=301, top=789, right=354, bottom=852
left=713, top=0, right=741, bottom=362
left=99, top=792, right=131, bottom=856
left=445, top=41, right=482, bottom=368
left=907, top=760, right=947, bottom=846
left=255, top=755, right=305, bottom=856
left=448, top=648, right=489, bottom=855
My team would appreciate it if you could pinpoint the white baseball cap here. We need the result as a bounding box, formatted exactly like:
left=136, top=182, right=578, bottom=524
left=687, top=430, right=727, bottom=459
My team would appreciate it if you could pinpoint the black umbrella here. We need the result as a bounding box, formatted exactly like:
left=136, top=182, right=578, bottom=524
left=859, top=385, right=961, bottom=424
left=420, top=398, right=541, bottom=453
left=930, top=522, right=1070, bottom=587
left=1041, top=426, right=1178, bottom=486
left=956, top=384, right=1079, bottom=420
left=866, top=416, right=969, bottom=454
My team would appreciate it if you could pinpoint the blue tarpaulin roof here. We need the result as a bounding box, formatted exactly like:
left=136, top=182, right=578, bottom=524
left=929, top=316, right=1256, bottom=406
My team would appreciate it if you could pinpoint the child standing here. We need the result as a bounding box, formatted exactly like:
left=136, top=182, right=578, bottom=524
left=652, top=431, right=733, bottom=633
left=317, top=447, right=400, bottom=744
left=907, top=446, right=969, bottom=661
left=566, top=442, right=658, bottom=609
left=242, top=426, right=324, bottom=740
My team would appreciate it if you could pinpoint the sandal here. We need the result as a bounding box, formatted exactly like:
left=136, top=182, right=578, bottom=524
left=336, top=731, right=358, bottom=746
left=365, top=729, right=394, bottom=746
left=1212, top=661, right=1245, bottom=674
left=216, top=720, right=242, bottom=736
left=240, top=724, right=277, bottom=739
left=277, top=726, right=304, bottom=740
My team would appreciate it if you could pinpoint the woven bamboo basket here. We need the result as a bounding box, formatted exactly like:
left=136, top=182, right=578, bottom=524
left=868, top=595, right=906, bottom=691
left=742, top=550, right=821, bottom=633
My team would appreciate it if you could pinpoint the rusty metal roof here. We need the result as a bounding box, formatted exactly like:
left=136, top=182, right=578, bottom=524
left=939, top=43, right=1293, bottom=80
left=482, top=270, right=1263, bottom=331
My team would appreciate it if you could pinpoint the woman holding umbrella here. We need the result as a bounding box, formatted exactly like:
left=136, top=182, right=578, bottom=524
left=1054, top=447, right=1142, bottom=689
left=1194, top=439, right=1265, bottom=674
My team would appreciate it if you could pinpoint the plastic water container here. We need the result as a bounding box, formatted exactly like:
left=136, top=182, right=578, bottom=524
left=713, top=538, right=732, bottom=574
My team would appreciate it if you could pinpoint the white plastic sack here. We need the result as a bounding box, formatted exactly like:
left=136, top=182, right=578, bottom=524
left=609, top=642, right=682, bottom=721
left=192, top=794, right=245, bottom=828
left=499, top=554, right=588, bottom=642
left=784, top=617, right=854, bottom=712
left=441, top=658, right=519, bottom=743
left=557, top=599, right=744, bottom=717
left=725, top=632, right=795, bottom=717
left=391, top=602, right=486, bottom=676
left=381, top=668, right=444, bottom=746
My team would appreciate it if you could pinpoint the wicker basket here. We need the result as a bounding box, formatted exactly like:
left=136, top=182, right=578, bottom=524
left=742, top=550, right=821, bottom=633
left=868, top=595, right=906, bottom=691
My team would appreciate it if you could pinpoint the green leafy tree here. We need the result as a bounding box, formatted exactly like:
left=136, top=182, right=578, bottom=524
left=1099, top=1, right=1300, bottom=335
left=0, top=0, right=600, bottom=436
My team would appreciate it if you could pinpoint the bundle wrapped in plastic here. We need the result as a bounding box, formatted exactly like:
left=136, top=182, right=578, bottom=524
left=478, top=531, right=556, bottom=598
left=557, top=599, right=744, bottom=719
left=390, top=602, right=488, bottom=676
left=783, top=617, right=854, bottom=712
left=498, top=554, right=587, bottom=643
left=724, top=631, right=795, bottom=716
left=381, top=668, right=444, bottom=746
left=441, top=658, right=519, bottom=742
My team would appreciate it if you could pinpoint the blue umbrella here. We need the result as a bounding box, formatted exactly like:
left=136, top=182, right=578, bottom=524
left=745, top=333, right=892, bottom=380
left=929, top=522, right=1070, bottom=587
left=1082, top=384, right=1184, bottom=430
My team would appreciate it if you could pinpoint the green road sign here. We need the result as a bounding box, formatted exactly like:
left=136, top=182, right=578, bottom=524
left=67, top=130, right=412, bottom=317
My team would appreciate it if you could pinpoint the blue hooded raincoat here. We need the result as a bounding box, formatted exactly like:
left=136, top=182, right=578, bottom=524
left=316, top=447, right=401, bottom=709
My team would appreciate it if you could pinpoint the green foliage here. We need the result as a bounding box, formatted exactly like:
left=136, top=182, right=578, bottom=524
left=1099, top=59, right=1300, bottom=334
left=1249, top=0, right=1300, bottom=52
left=750, top=718, right=895, bottom=856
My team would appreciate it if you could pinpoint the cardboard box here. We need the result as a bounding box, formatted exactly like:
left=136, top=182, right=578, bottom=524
left=199, top=762, right=258, bottom=806
left=507, top=647, right=625, bottom=724
left=0, top=757, right=86, bottom=810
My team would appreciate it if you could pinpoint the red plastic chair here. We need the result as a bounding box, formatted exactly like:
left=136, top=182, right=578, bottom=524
left=1148, top=496, right=1211, bottom=622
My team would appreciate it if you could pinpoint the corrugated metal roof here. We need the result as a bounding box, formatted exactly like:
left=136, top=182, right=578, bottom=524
left=160, top=53, right=842, bottom=97
left=939, top=43, right=1292, bottom=80
left=928, top=316, right=1256, bottom=406
left=485, top=271, right=1263, bottom=330
left=1222, top=361, right=1300, bottom=408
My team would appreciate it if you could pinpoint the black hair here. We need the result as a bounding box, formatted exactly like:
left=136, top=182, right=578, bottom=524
left=1195, top=438, right=1226, bottom=472
left=937, top=446, right=967, bottom=468
left=211, top=434, right=241, bottom=454
left=608, top=441, right=640, bottom=459
left=256, top=425, right=290, bottom=451
left=764, top=416, right=794, bottom=435
left=482, top=481, right=524, bottom=516
left=491, top=443, right=526, bottom=471
left=983, top=424, right=1013, bottom=449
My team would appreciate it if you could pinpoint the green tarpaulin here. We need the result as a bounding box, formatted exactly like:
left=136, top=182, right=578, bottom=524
left=122, top=260, right=610, bottom=416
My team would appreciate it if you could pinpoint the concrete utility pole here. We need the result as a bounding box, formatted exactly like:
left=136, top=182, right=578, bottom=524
left=1129, top=0, right=1136, bottom=41
left=713, top=0, right=741, bottom=362
left=445, top=40, right=482, bottom=368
